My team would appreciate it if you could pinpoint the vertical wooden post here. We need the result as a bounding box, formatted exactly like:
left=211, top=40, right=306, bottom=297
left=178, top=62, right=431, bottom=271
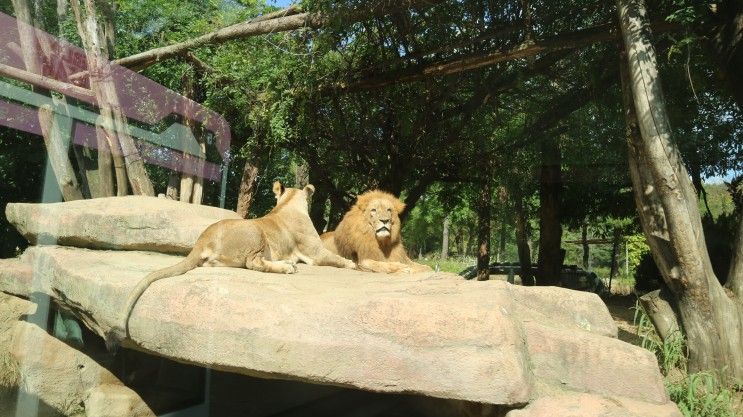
left=12, top=0, right=84, bottom=201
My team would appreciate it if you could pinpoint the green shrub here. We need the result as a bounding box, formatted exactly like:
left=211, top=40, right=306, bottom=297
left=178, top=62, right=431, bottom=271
left=667, top=372, right=737, bottom=417
left=417, top=255, right=474, bottom=274
left=633, top=301, right=685, bottom=374
left=634, top=302, right=737, bottom=417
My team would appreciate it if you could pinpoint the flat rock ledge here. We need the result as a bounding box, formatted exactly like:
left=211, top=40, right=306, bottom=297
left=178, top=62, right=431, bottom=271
left=0, top=246, right=680, bottom=416
left=5, top=196, right=241, bottom=254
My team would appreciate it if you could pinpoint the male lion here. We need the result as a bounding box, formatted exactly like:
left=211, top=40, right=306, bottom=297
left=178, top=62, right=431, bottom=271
left=107, top=181, right=356, bottom=350
left=321, top=190, right=432, bottom=274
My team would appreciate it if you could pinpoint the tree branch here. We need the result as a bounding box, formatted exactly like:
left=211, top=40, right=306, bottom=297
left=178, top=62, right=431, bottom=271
left=114, top=1, right=447, bottom=71
left=341, top=20, right=679, bottom=91
left=0, top=62, right=94, bottom=100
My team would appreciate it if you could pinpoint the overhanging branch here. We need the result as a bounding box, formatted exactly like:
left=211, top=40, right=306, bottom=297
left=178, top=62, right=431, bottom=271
left=115, top=0, right=447, bottom=71
left=341, top=20, right=679, bottom=91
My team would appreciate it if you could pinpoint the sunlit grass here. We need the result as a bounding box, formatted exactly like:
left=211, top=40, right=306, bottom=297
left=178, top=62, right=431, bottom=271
left=416, top=255, right=474, bottom=274
left=634, top=301, right=739, bottom=417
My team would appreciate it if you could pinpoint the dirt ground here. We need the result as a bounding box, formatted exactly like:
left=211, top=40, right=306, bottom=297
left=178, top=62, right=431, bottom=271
left=603, top=295, right=643, bottom=345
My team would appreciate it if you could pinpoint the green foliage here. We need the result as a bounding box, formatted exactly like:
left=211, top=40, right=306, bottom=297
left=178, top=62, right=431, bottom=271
left=417, top=256, right=475, bottom=274
left=668, top=372, right=737, bottom=417
left=634, top=184, right=739, bottom=293
left=402, top=193, right=445, bottom=255
left=664, top=0, right=711, bottom=25
left=635, top=303, right=687, bottom=374
left=625, top=234, right=650, bottom=273
left=700, top=183, right=735, bottom=219
left=0, top=128, right=46, bottom=258
left=634, top=302, right=738, bottom=417
left=1, top=0, right=740, bottom=285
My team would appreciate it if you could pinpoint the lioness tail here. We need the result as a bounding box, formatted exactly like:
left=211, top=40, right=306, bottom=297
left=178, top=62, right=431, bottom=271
left=105, top=252, right=201, bottom=352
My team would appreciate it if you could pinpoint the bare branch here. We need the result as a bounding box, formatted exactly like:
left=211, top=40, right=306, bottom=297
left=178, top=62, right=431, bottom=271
left=0, top=62, right=94, bottom=100
left=115, top=12, right=321, bottom=71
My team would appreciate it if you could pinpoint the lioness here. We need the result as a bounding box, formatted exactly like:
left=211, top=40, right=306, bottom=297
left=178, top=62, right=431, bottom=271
left=321, top=190, right=432, bottom=274
left=107, top=181, right=356, bottom=350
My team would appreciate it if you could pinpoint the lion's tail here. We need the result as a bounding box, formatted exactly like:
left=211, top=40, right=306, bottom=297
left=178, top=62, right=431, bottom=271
left=105, top=252, right=201, bottom=352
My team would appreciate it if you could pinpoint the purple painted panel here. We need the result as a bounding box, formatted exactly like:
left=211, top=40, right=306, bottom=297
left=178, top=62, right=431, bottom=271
left=0, top=11, right=231, bottom=181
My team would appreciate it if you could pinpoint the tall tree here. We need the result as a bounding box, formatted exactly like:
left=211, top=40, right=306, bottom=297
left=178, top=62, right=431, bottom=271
left=514, top=188, right=535, bottom=285
left=70, top=0, right=154, bottom=196
left=441, top=214, right=450, bottom=260
left=618, top=0, right=743, bottom=379
left=536, top=135, right=563, bottom=285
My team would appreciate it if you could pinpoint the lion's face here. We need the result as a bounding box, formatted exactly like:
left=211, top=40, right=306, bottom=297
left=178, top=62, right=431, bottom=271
left=365, top=198, right=399, bottom=240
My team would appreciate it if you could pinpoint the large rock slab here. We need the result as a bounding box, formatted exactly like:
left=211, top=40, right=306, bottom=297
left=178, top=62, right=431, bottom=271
left=505, top=393, right=682, bottom=417
left=6, top=196, right=241, bottom=254
left=0, top=293, right=61, bottom=417
left=0, top=246, right=672, bottom=408
left=10, top=321, right=155, bottom=417
left=0, top=293, right=34, bottom=390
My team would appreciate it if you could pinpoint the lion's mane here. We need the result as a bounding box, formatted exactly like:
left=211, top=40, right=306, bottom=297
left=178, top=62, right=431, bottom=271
left=322, top=190, right=431, bottom=273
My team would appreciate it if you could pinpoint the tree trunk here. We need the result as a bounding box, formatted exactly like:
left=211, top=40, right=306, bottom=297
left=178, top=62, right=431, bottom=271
left=77, top=147, right=106, bottom=198
left=307, top=163, right=330, bottom=233
left=609, top=228, right=621, bottom=290
left=581, top=223, right=590, bottom=269
left=94, top=121, right=119, bottom=196
left=71, top=0, right=154, bottom=196
left=639, top=288, right=681, bottom=342
left=12, top=0, right=84, bottom=202
left=294, top=161, right=309, bottom=188
left=191, top=140, right=205, bottom=204
left=179, top=174, right=194, bottom=203
left=618, top=0, right=743, bottom=379
left=236, top=159, right=259, bottom=219
left=176, top=68, right=206, bottom=204
left=309, top=187, right=328, bottom=234
left=536, top=137, right=562, bottom=286
left=496, top=186, right=508, bottom=263
left=728, top=216, right=743, bottom=297
left=497, top=216, right=507, bottom=263
left=476, top=177, right=492, bottom=281
left=400, top=179, right=432, bottom=223
left=37, top=105, right=84, bottom=201
left=441, top=214, right=450, bottom=260
left=69, top=143, right=92, bottom=198
left=52, top=5, right=93, bottom=199
left=165, top=171, right=179, bottom=200
left=514, top=190, right=535, bottom=285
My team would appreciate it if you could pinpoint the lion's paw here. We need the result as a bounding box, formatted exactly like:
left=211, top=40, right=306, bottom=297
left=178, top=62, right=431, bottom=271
left=282, top=261, right=298, bottom=274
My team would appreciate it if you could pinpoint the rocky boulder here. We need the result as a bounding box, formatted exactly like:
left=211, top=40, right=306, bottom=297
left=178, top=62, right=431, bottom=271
left=0, top=246, right=676, bottom=413
left=1, top=197, right=682, bottom=416
left=504, top=393, right=683, bottom=417
left=10, top=322, right=155, bottom=417
left=5, top=196, right=241, bottom=254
